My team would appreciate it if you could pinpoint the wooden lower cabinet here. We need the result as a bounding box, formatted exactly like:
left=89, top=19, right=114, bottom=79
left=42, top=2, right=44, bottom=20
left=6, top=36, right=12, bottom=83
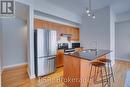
left=63, top=55, right=80, bottom=87
left=56, top=50, right=64, bottom=67
left=63, top=54, right=108, bottom=87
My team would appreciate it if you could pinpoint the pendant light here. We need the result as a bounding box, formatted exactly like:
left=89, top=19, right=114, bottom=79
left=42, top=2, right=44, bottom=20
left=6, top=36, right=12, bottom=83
left=86, top=0, right=95, bottom=19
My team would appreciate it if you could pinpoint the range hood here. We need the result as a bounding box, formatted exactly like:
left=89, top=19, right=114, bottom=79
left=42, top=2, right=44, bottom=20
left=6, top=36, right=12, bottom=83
left=61, top=33, right=72, bottom=37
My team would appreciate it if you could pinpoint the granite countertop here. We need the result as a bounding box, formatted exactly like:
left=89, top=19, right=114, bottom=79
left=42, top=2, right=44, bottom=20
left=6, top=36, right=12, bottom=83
left=66, top=49, right=111, bottom=61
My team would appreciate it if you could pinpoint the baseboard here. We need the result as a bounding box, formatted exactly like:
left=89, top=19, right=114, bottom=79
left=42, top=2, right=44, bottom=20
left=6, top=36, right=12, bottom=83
left=3, top=63, right=27, bottom=71
left=30, top=74, right=36, bottom=79
left=116, top=58, right=130, bottom=62
left=27, top=69, right=35, bottom=79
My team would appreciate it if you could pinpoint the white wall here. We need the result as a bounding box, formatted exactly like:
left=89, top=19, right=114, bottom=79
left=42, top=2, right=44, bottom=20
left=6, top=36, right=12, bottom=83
left=27, top=5, right=35, bottom=79
left=116, top=20, right=130, bottom=61
left=80, top=7, right=116, bottom=64
left=0, top=19, right=3, bottom=87
left=116, top=11, right=130, bottom=23
left=0, top=19, right=2, bottom=71
left=110, top=9, right=116, bottom=64
left=1, top=18, right=27, bottom=67
left=80, top=7, right=110, bottom=49
left=16, top=0, right=81, bottom=23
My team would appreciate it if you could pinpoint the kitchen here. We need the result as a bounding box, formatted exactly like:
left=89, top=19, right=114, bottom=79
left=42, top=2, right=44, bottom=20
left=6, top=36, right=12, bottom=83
left=1, top=0, right=130, bottom=87
left=34, top=17, right=113, bottom=87
left=34, top=18, right=81, bottom=76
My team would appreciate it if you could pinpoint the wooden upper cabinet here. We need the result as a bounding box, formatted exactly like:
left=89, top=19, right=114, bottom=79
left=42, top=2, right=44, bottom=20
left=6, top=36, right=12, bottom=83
left=34, top=18, right=80, bottom=41
left=75, top=28, right=80, bottom=41
left=57, top=25, right=66, bottom=34
left=48, top=21, right=53, bottom=30
left=34, top=19, right=43, bottom=29
left=77, top=28, right=80, bottom=41
left=42, top=21, right=48, bottom=29
left=67, top=27, right=80, bottom=41
left=61, top=25, right=67, bottom=34
left=66, top=26, right=71, bottom=35
left=69, top=28, right=74, bottom=41
left=72, top=28, right=77, bottom=41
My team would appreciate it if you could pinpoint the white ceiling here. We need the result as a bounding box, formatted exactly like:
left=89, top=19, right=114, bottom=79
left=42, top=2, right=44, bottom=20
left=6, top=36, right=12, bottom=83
left=46, top=0, right=130, bottom=16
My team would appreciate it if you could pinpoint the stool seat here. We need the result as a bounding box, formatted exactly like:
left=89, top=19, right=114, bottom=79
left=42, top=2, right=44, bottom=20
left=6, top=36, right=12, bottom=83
left=91, top=61, right=105, bottom=67
left=99, top=58, right=111, bottom=62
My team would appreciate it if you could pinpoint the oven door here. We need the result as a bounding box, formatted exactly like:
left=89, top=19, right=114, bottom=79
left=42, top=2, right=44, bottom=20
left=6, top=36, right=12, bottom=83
left=58, top=43, right=68, bottom=49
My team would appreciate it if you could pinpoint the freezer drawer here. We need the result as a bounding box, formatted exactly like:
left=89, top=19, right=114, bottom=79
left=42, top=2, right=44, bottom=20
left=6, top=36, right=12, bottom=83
left=37, top=57, right=56, bottom=77
left=37, top=58, right=49, bottom=76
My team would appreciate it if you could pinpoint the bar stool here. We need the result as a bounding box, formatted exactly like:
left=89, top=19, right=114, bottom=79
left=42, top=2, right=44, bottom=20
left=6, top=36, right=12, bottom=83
left=98, top=58, right=114, bottom=85
left=87, top=61, right=109, bottom=87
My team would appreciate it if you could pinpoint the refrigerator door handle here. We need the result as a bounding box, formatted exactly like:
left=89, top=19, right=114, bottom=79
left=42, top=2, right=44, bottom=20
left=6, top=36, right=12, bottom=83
left=47, top=30, right=49, bottom=56
left=48, top=59, right=50, bottom=74
left=38, top=56, right=56, bottom=59
left=47, top=57, right=55, bottom=60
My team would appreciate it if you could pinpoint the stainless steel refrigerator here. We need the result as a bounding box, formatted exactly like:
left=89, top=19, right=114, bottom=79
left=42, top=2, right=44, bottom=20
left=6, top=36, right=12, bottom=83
left=34, top=29, right=57, bottom=77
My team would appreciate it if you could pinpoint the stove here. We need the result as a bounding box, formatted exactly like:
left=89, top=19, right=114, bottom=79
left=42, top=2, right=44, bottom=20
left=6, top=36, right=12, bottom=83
left=58, top=43, right=76, bottom=54
left=64, top=48, right=75, bottom=52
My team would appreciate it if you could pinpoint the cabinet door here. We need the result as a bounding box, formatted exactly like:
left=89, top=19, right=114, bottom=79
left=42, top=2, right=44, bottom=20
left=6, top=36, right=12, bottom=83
left=66, top=27, right=72, bottom=39
left=66, top=27, right=69, bottom=34
left=56, top=26, right=62, bottom=40
left=77, top=28, right=80, bottom=41
left=61, top=25, right=67, bottom=34
left=48, top=21, right=53, bottom=30
left=56, top=50, right=64, bottom=67
left=43, top=21, right=49, bottom=29
left=34, top=19, right=43, bottom=29
left=73, top=28, right=77, bottom=41
left=75, top=28, right=80, bottom=41
left=66, top=27, right=79, bottom=41
left=71, top=28, right=75, bottom=41
left=70, top=28, right=80, bottom=41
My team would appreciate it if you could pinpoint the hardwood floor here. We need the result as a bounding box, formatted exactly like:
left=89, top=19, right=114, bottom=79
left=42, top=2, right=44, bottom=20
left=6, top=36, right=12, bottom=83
left=2, top=60, right=130, bottom=87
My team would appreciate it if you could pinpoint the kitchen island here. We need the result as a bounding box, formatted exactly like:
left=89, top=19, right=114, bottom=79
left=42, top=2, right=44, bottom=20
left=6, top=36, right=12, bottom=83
left=63, top=49, right=111, bottom=87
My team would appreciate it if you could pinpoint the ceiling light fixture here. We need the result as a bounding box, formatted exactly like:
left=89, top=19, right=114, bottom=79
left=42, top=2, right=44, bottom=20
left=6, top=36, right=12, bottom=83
left=92, top=12, right=95, bottom=19
left=86, top=0, right=95, bottom=19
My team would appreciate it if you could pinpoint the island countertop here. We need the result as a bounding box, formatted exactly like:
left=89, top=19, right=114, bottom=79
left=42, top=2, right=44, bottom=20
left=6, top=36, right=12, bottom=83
left=63, top=49, right=111, bottom=87
left=66, top=49, right=111, bottom=61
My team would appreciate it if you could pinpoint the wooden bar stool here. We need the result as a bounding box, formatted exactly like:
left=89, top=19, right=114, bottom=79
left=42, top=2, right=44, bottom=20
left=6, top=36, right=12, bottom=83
left=98, top=58, right=114, bottom=86
left=87, top=61, right=109, bottom=87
